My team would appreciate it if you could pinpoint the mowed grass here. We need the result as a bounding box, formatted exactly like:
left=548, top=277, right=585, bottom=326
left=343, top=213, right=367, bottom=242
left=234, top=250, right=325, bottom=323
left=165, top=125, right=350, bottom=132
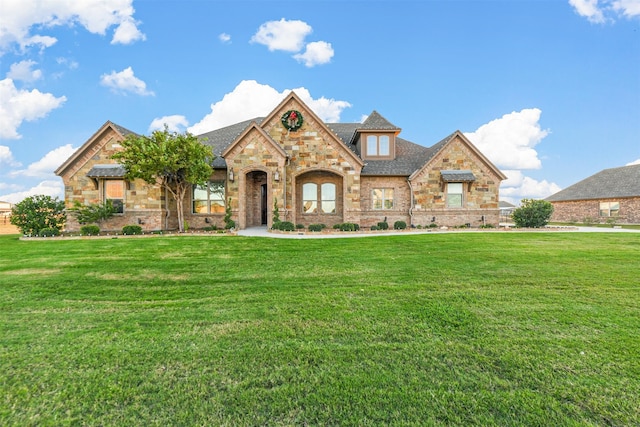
left=1, top=232, right=638, bottom=426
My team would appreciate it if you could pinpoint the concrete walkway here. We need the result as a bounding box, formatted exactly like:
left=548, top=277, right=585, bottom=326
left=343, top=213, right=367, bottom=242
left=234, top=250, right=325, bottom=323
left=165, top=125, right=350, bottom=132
left=236, top=225, right=640, bottom=239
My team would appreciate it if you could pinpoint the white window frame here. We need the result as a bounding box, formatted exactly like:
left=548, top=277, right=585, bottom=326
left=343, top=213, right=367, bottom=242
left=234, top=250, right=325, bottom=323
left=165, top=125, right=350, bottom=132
left=372, top=188, right=394, bottom=210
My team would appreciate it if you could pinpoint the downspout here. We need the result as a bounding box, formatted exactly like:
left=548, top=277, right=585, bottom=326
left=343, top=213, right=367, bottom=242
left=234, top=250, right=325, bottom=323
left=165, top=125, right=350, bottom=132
left=407, top=178, right=414, bottom=227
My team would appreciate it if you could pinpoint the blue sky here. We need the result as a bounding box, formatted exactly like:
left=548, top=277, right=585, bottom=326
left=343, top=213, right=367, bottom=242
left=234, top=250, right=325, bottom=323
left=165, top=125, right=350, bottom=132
left=1, top=0, right=638, bottom=205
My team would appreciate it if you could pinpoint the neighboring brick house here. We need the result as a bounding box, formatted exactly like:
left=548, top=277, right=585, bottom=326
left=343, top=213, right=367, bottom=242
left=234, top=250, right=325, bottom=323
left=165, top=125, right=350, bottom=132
left=56, top=92, right=506, bottom=232
left=546, top=164, right=640, bottom=224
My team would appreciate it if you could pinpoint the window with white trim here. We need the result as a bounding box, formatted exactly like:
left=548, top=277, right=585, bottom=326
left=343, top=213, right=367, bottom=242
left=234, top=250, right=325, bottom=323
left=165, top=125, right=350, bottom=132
left=193, top=181, right=225, bottom=214
left=372, top=188, right=394, bottom=210
left=599, top=201, right=619, bottom=217
left=446, top=183, right=463, bottom=208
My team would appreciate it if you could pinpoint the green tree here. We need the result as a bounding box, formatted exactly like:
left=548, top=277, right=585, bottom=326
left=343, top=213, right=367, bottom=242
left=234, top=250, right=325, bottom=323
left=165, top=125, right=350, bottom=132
left=69, top=200, right=116, bottom=225
left=112, top=127, right=214, bottom=232
left=512, top=199, right=554, bottom=228
left=10, top=195, right=66, bottom=235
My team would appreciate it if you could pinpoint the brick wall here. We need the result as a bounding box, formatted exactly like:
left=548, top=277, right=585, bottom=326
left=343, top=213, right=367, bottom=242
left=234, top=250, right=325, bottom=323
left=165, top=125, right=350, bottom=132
left=550, top=197, right=640, bottom=224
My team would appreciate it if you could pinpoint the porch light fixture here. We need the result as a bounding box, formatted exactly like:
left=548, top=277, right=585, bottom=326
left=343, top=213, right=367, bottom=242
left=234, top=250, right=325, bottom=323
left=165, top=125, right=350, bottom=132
left=431, top=216, right=436, bottom=223
left=228, top=169, right=234, bottom=182
left=274, top=170, right=280, bottom=182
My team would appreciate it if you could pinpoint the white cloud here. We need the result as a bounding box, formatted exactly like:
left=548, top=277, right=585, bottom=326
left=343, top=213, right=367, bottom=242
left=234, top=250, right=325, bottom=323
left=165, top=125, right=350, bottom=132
left=569, top=0, right=640, bottom=23
left=7, top=60, right=42, bottom=82
left=0, top=78, right=66, bottom=139
left=0, top=180, right=64, bottom=204
left=149, top=115, right=189, bottom=133
left=465, top=108, right=549, bottom=170
left=12, top=144, right=76, bottom=178
left=100, top=67, right=154, bottom=96
left=293, top=41, right=334, bottom=67
left=219, top=33, right=231, bottom=43
left=613, top=0, right=640, bottom=17
left=188, top=80, right=351, bottom=135
left=0, top=0, right=145, bottom=54
left=0, top=145, right=21, bottom=167
left=499, top=170, right=562, bottom=204
left=627, top=158, right=640, bottom=165
left=465, top=109, right=561, bottom=203
left=251, top=18, right=312, bottom=52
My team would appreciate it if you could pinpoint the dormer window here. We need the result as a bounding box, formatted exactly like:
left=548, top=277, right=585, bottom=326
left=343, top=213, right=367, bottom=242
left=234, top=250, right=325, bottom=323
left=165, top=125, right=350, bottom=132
left=366, top=135, right=390, bottom=156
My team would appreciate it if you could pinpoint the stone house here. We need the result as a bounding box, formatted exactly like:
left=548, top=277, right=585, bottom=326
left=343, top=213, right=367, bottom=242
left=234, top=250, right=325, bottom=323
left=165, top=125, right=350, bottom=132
left=546, top=164, right=640, bottom=224
left=56, top=92, right=506, bottom=232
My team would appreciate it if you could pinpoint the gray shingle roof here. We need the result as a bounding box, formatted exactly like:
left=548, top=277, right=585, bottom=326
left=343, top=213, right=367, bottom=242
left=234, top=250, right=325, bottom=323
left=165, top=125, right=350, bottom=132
left=546, top=164, right=640, bottom=202
left=441, top=170, right=476, bottom=182
left=194, top=117, right=457, bottom=177
left=86, top=164, right=126, bottom=178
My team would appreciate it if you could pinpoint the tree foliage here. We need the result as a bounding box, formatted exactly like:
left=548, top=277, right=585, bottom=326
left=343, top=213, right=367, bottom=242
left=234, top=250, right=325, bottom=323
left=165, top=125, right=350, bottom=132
left=512, top=199, right=554, bottom=228
left=112, top=127, right=214, bottom=232
left=10, top=195, right=66, bottom=235
left=69, top=200, right=116, bottom=225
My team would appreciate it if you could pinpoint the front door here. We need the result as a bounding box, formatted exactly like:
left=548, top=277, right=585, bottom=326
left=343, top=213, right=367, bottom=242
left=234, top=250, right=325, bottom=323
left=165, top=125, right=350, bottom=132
left=261, top=184, right=267, bottom=225
left=244, top=170, right=268, bottom=227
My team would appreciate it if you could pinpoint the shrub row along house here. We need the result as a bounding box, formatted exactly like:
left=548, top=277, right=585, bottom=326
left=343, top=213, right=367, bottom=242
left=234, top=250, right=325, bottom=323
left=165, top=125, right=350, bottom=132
left=55, top=92, right=506, bottom=232
left=546, top=164, right=640, bottom=224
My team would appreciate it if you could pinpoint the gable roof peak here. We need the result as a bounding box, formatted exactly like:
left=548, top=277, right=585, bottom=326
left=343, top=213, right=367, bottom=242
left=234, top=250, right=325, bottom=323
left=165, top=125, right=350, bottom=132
left=360, top=110, right=400, bottom=131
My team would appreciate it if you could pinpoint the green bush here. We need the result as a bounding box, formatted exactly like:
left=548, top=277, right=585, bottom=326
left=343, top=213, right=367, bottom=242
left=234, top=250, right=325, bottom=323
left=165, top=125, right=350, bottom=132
left=38, top=227, right=60, bottom=237
left=393, top=220, right=407, bottom=230
left=428, top=223, right=438, bottom=228
left=480, top=224, right=495, bottom=229
left=377, top=221, right=389, bottom=230
left=69, top=200, right=116, bottom=225
left=80, top=224, right=100, bottom=236
left=296, top=223, right=305, bottom=229
left=338, top=222, right=360, bottom=232
left=512, top=199, right=554, bottom=228
left=10, top=194, right=66, bottom=235
left=308, top=223, right=325, bottom=232
left=274, top=221, right=295, bottom=231
left=122, top=225, right=143, bottom=235
left=370, top=225, right=379, bottom=231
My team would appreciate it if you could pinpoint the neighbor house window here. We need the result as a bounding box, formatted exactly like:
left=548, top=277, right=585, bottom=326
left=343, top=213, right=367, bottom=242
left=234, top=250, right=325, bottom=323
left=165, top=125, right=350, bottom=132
left=104, top=180, right=124, bottom=213
left=372, top=188, right=394, bottom=210
left=303, top=183, right=336, bottom=214
left=366, top=135, right=390, bottom=157
left=446, top=183, right=463, bottom=208
left=599, top=201, right=620, bottom=217
left=193, top=181, right=225, bottom=214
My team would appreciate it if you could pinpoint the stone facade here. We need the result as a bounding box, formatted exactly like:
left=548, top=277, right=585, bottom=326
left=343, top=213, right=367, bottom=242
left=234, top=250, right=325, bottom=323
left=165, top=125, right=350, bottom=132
left=56, top=92, right=506, bottom=232
left=550, top=197, right=640, bottom=224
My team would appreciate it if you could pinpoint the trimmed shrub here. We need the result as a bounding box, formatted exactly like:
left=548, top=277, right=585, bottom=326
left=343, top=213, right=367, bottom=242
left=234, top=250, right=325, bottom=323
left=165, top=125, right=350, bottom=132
left=80, top=224, right=100, bottom=236
left=370, top=225, right=379, bottom=231
left=296, top=223, right=305, bottom=230
left=38, top=227, right=60, bottom=237
left=428, top=223, right=438, bottom=228
left=122, top=225, right=143, bottom=235
left=309, top=223, right=325, bottom=232
left=377, top=221, right=389, bottom=230
left=274, top=221, right=295, bottom=231
left=393, top=220, right=407, bottom=230
left=339, top=222, right=360, bottom=232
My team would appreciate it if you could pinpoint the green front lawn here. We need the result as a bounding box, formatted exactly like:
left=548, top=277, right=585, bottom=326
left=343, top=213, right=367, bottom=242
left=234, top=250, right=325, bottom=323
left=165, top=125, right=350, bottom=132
left=1, top=233, right=638, bottom=426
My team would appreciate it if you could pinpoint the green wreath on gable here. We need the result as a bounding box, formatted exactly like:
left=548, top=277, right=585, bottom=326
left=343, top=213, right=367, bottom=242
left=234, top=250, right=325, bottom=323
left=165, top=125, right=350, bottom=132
left=281, top=110, right=304, bottom=132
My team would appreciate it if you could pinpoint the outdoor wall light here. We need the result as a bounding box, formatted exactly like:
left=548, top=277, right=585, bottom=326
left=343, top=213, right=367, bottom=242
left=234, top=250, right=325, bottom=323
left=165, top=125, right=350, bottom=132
left=138, top=218, right=145, bottom=225
left=431, top=216, right=436, bottom=222
left=274, top=170, right=280, bottom=182
left=228, top=169, right=234, bottom=182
